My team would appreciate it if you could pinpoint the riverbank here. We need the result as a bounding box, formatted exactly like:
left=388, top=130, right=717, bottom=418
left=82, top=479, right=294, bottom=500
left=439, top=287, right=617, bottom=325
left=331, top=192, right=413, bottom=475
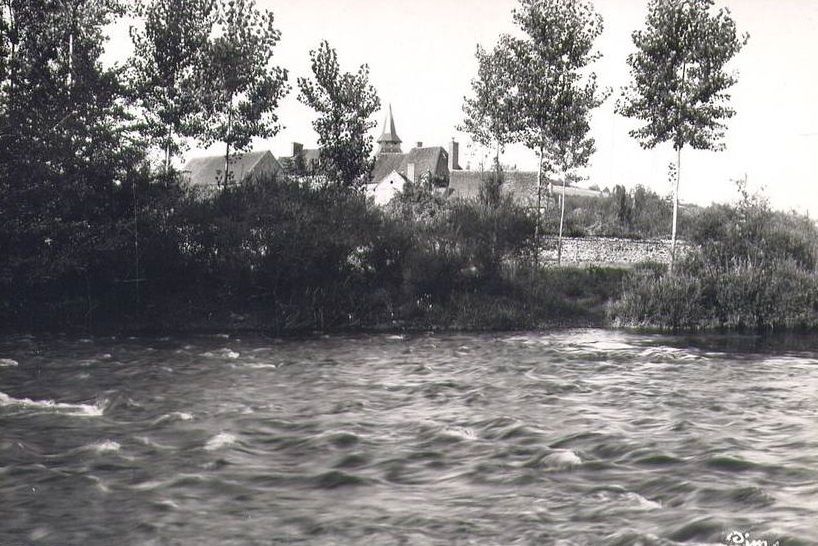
left=4, top=265, right=625, bottom=336
left=5, top=174, right=818, bottom=337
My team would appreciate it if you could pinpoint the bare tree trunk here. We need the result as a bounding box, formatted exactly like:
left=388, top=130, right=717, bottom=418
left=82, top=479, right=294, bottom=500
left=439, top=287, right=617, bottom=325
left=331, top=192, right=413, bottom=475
left=132, top=179, right=140, bottom=307
left=164, top=126, right=172, bottom=177
left=67, top=23, right=73, bottom=91
left=223, top=142, right=231, bottom=189
left=66, top=2, right=77, bottom=96
left=670, top=58, right=688, bottom=274
left=558, top=176, right=567, bottom=266
left=534, top=147, right=543, bottom=269
left=223, top=105, right=234, bottom=189
left=670, top=145, right=681, bottom=273
left=8, top=2, right=16, bottom=100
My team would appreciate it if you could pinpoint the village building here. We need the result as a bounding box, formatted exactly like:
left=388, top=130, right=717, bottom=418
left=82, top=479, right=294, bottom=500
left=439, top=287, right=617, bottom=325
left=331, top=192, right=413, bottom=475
left=277, top=142, right=321, bottom=175
left=183, top=150, right=283, bottom=193
left=181, top=106, right=605, bottom=205
left=367, top=104, right=603, bottom=206
left=367, top=105, right=463, bottom=204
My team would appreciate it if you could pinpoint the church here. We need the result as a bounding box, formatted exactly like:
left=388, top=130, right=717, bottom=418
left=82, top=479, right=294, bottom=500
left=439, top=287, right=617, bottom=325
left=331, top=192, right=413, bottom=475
left=366, top=105, right=602, bottom=206
left=366, top=105, right=462, bottom=205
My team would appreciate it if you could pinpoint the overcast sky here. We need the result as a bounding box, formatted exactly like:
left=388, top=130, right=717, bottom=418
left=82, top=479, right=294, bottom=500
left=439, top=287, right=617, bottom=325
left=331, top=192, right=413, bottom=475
left=105, top=0, right=818, bottom=213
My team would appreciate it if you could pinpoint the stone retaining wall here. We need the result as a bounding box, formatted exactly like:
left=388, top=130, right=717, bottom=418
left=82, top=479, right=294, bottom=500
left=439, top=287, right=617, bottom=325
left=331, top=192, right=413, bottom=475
left=540, top=237, right=691, bottom=267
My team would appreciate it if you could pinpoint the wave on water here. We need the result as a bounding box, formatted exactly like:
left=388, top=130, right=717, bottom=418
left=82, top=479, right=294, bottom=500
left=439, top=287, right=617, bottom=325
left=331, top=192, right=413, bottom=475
left=205, top=432, right=238, bottom=451
left=590, top=486, right=662, bottom=511
left=201, top=349, right=240, bottom=359
left=439, top=426, right=478, bottom=442
left=85, top=440, right=121, bottom=454
left=0, top=358, right=18, bottom=367
left=523, top=449, right=583, bottom=470
left=621, top=491, right=662, bottom=511
left=234, top=362, right=277, bottom=369
left=152, top=411, right=194, bottom=425
left=0, top=391, right=105, bottom=416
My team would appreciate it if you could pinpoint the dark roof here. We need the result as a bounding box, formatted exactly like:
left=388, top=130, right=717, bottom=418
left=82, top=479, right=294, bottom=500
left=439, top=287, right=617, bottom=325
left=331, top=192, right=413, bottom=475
left=371, top=153, right=405, bottom=183
left=371, top=146, right=448, bottom=183
left=277, top=148, right=320, bottom=165
left=183, top=151, right=281, bottom=188
left=302, top=148, right=320, bottom=164
left=406, top=147, right=448, bottom=180
left=448, top=171, right=485, bottom=200
left=448, top=170, right=603, bottom=203
left=377, top=104, right=401, bottom=144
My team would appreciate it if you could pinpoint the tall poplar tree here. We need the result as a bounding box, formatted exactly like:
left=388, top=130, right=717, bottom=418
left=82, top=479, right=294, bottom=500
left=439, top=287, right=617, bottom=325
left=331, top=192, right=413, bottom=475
left=297, top=41, right=381, bottom=188
left=617, top=0, right=747, bottom=269
left=129, top=0, right=217, bottom=174
left=508, top=0, right=606, bottom=265
left=461, top=37, right=517, bottom=176
left=201, top=0, right=289, bottom=188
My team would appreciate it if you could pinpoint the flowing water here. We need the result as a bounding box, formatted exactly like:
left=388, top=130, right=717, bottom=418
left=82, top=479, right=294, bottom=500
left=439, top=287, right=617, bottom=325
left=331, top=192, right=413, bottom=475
left=1, top=329, right=818, bottom=545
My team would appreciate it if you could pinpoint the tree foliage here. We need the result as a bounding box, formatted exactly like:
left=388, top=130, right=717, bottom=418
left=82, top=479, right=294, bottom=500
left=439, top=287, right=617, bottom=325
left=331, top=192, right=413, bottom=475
left=460, top=38, right=517, bottom=167
left=128, top=0, right=217, bottom=172
left=617, top=0, right=747, bottom=268
left=502, top=0, right=607, bottom=264
left=297, top=40, right=381, bottom=188
left=0, top=0, right=137, bottom=309
left=612, top=183, right=818, bottom=332
left=509, top=0, right=605, bottom=174
left=201, top=0, right=289, bottom=187
left=617, top=0, right=748, bottom=151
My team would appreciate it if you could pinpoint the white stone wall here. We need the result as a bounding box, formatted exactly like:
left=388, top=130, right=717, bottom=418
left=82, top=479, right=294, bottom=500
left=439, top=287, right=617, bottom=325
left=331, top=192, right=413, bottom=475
left=539, top=237, right=691, bottom=267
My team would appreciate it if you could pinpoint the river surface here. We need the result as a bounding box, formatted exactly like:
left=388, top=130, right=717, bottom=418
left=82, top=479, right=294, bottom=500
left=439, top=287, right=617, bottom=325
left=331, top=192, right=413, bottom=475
left=1, top=330, right=818, bottom=545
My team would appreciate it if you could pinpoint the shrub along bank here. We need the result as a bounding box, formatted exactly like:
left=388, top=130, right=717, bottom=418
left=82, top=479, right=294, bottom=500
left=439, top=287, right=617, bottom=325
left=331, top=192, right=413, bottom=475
left=0, top=172, right=626, bottom=333
left=8, top=168, right=814, bottom=335
left=610, top=186, right=818, bottom=332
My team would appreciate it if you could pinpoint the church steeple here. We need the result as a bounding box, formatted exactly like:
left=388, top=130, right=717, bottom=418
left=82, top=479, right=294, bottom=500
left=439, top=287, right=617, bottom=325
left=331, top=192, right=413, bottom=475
left=377, top=104, right=402, bottom=154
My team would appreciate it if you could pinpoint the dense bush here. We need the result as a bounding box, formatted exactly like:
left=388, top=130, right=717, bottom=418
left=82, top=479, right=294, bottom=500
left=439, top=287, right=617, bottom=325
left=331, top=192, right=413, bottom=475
left=388, top=174, right=536, bottom=288
left=611, top=186, right=818, bottom=332
left=0, top=165, right=633, bottom=333
left=539, top=184, right=696, bottom=239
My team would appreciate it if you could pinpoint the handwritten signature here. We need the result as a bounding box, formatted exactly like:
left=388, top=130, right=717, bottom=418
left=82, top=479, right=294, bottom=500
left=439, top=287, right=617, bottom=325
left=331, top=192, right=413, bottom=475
left=726, top=530, right=780, bottom=546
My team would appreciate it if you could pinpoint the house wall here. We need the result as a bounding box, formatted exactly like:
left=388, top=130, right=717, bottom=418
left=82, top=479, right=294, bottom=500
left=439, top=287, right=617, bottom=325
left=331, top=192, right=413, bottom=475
left=371, top=172, right=406, bottom=206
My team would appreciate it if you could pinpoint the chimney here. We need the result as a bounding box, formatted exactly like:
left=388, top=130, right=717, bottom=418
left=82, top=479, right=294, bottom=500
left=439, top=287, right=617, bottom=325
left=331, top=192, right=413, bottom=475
left=291, top=142, right=303, bottom=157
left=416, top=141, right=423, bottom=149
left=448, top=139, right=460, bottom=171
left=406, top=162, right=415, bottom=183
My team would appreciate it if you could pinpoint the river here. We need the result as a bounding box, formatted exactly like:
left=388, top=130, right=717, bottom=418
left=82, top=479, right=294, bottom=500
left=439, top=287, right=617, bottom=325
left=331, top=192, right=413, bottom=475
left=1, top=330, right=817, bottom=545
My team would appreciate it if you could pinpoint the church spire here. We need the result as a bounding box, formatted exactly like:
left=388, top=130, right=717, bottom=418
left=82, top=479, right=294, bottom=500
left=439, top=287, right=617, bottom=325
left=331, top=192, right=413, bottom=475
left=377, top=104, right=402, bottom=154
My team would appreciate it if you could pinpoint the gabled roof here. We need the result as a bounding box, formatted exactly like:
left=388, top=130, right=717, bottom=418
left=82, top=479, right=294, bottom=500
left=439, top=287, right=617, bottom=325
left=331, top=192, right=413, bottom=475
left=183, top=150, right=280, bottom=188
left=371, top=146, right=448, bottom=184
left=371, top=153, right=405, bottom=183
left=377, top=104, right=401, bottom=144
left=278, top=148, right=320, bottom=164
left=405, top=146, right=447, bottom=178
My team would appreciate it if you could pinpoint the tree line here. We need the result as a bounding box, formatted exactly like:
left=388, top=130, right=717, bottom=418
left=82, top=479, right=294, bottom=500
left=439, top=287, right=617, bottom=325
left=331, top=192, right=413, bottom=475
left=0, top=0, right=379, bottom=189
left=0, top=0, right=383, bottom=329
left=0, top=0, right=769, bottom=333
left=461, top=0, right=747, bottom=267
